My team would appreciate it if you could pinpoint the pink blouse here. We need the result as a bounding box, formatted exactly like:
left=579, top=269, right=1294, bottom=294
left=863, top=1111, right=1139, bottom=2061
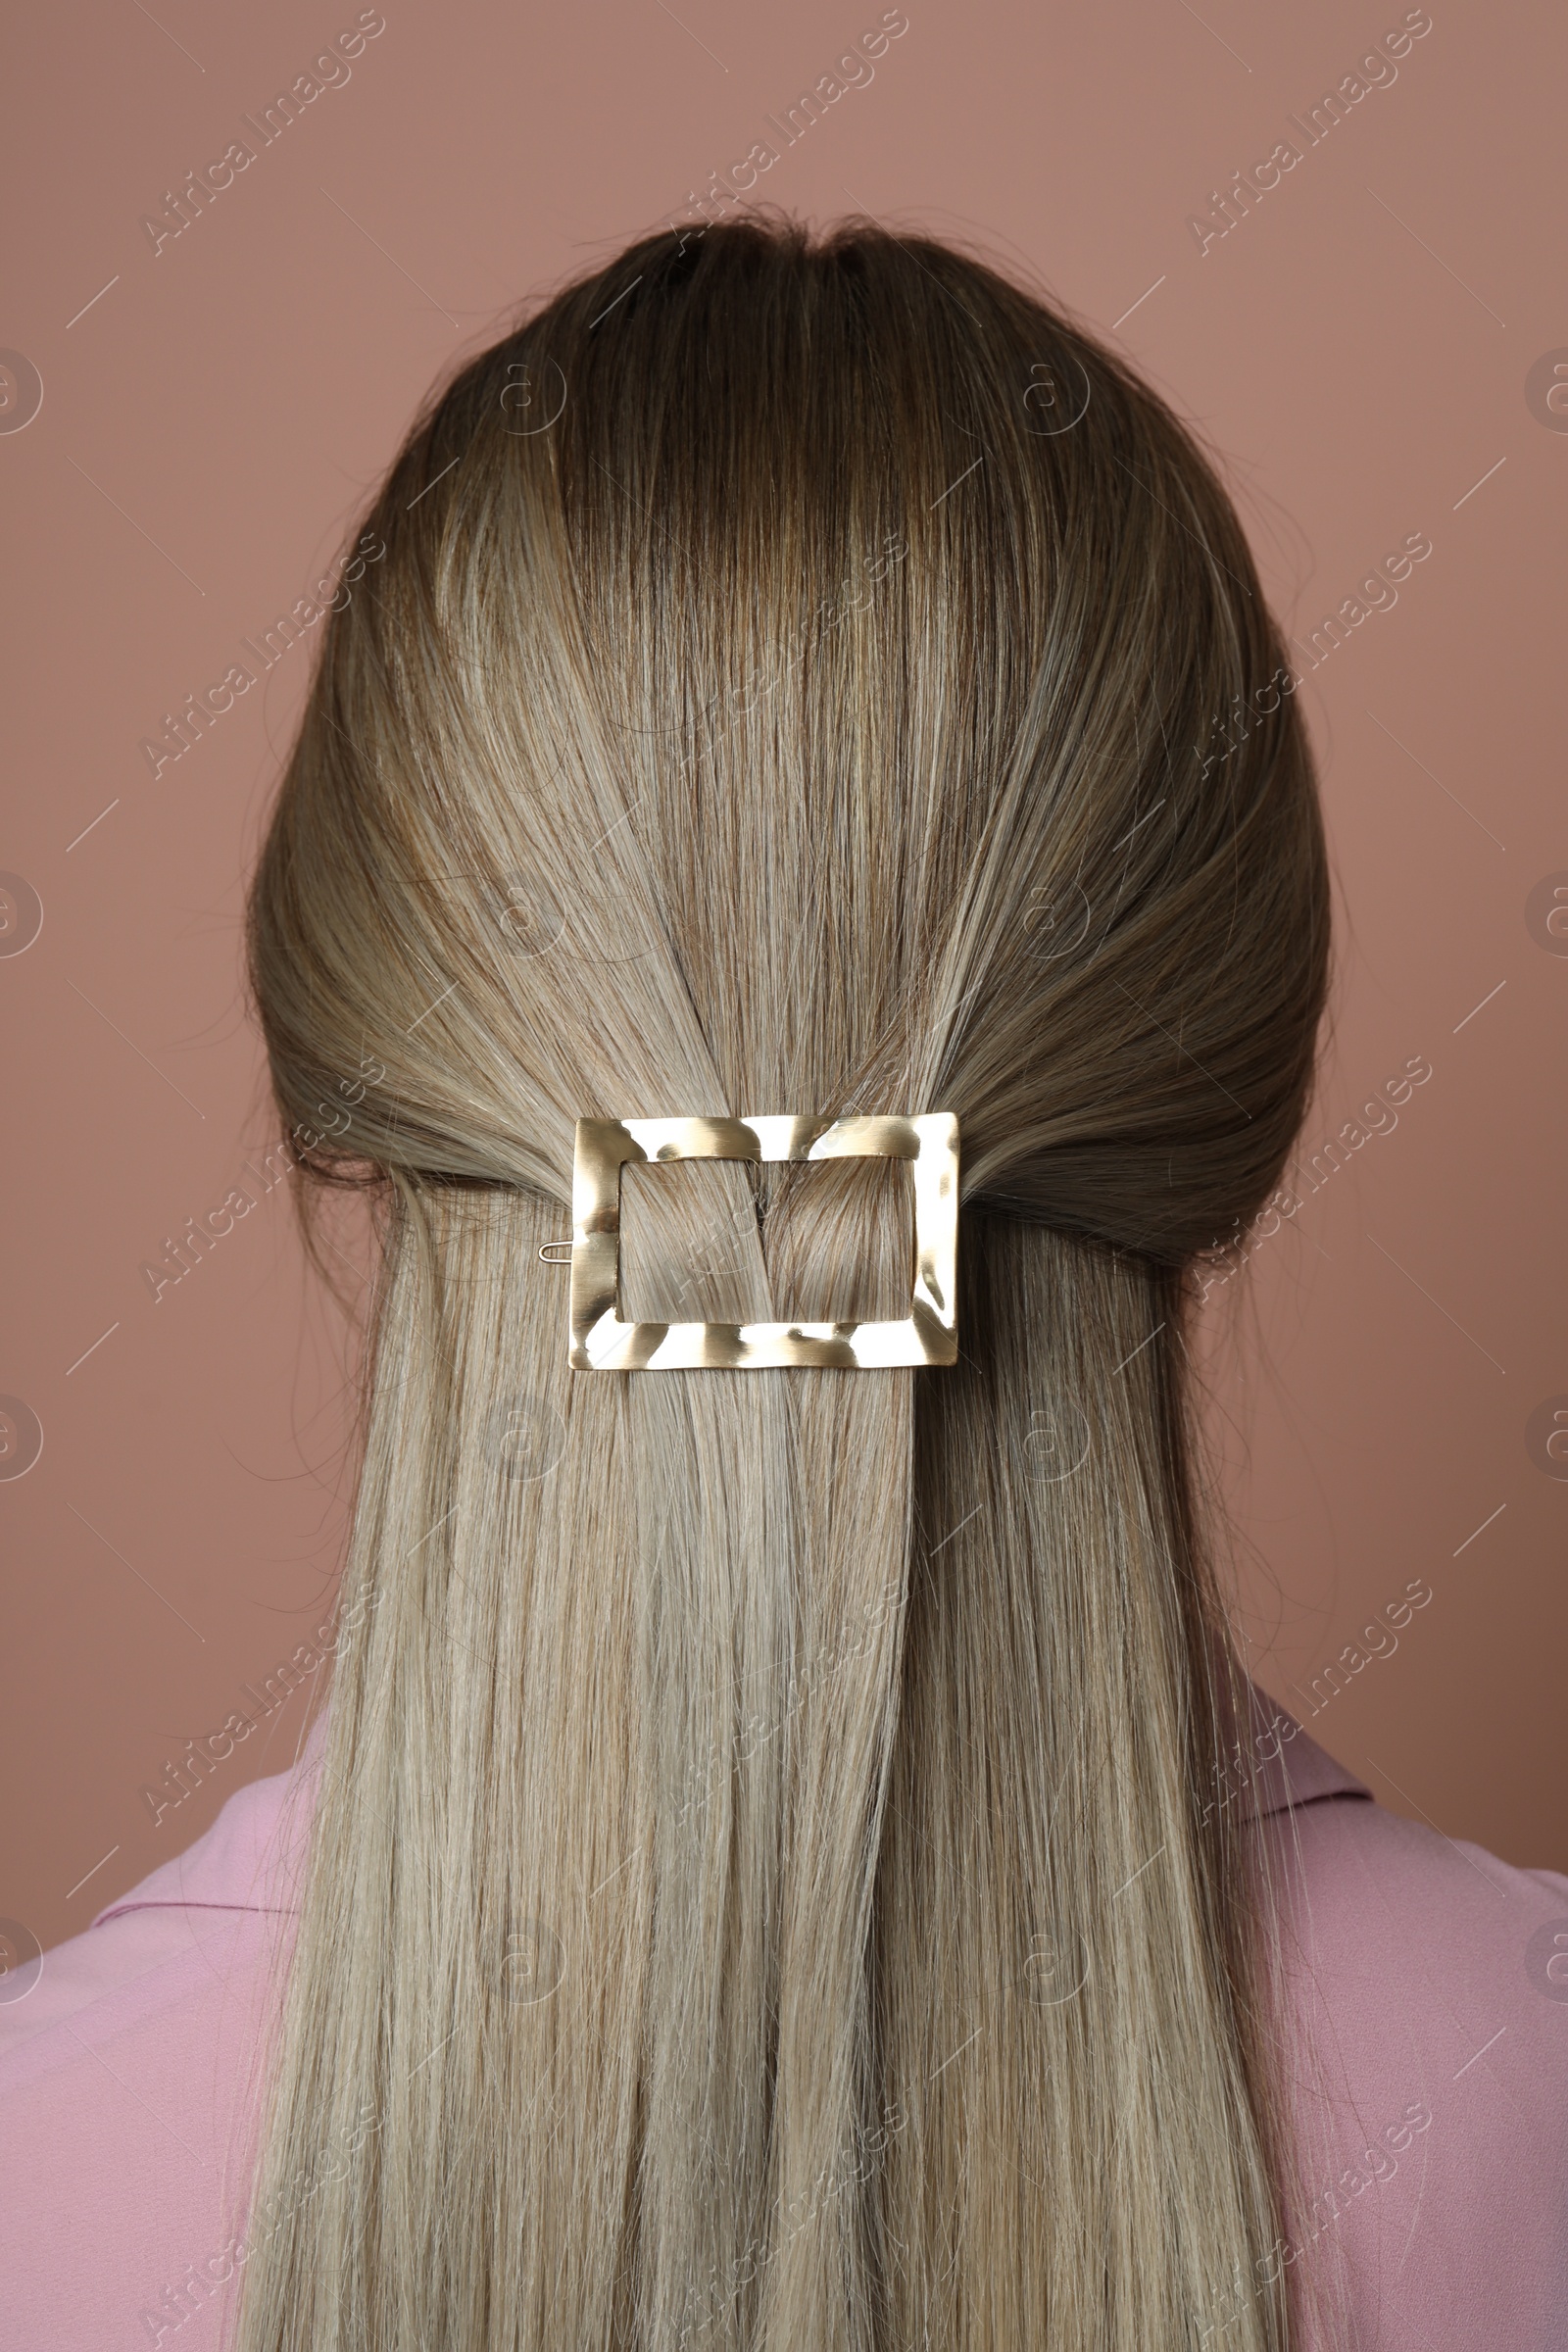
left=2, top=1690, right=1565, bottom=2348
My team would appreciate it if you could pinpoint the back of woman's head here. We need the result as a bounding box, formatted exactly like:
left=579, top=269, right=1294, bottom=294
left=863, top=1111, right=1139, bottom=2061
left=240, top=217, right=1329, bottom=2352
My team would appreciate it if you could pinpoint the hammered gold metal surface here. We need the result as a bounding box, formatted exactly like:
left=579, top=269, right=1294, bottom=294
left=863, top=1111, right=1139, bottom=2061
left=567, top=1113, right=959, bottom=1371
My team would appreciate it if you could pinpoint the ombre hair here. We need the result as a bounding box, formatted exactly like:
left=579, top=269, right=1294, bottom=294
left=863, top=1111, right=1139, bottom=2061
left=235, top=216, right=1331, bottom=2351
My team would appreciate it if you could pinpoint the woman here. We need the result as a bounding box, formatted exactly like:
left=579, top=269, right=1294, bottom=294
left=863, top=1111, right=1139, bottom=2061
left=4, top=218, right=1564, bottom=2352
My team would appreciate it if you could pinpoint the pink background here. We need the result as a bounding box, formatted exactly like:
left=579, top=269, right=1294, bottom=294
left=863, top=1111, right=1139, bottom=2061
left=2, top=0, right=1564, bottom=1959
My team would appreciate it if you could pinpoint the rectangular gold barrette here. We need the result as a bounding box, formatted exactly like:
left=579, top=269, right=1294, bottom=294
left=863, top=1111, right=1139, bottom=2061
left=567, top=1113, right=959, bottom=1370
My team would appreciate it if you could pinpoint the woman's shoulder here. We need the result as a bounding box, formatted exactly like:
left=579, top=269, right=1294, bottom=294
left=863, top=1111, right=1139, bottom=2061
left=0, top=1721, right=319, bottom=2066
left=0, top=1727, right=320, bottom=2349
left=1240, top=1691, right=1568, bottom=2350
left=1243, top=1688, right=1568, bottom=2027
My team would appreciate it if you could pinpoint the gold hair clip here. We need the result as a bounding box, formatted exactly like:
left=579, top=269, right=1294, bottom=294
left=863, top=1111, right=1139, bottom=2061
left=567, top=1113, right=959, bottom=1370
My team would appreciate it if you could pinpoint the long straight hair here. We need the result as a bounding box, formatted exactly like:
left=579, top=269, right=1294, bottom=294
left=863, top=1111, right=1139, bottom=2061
left=235, top=218, right=1331, bottom=2351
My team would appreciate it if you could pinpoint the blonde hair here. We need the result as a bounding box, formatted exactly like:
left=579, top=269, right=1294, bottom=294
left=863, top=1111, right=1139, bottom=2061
left=235, top=217, right=1330, bottom=2350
